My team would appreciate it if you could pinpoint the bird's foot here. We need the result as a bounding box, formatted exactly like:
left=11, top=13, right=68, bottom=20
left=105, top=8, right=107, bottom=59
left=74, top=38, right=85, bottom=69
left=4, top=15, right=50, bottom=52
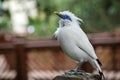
left=65, top=69, right=85, bottom=75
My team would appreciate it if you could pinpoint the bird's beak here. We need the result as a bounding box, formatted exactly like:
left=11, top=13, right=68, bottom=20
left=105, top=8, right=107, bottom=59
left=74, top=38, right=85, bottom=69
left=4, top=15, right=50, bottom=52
left=54, top=11, right=62, bottom=18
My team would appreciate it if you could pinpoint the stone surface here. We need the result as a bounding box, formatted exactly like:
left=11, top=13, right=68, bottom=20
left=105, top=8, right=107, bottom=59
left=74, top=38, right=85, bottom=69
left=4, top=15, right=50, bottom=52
left=53, top=69, right=101, bottom=80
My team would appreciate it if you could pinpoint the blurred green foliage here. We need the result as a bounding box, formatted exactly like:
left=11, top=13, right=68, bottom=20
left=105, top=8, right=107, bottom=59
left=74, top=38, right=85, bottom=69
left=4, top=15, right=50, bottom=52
left=0, top=10, right=11, bottom=33
left=0, top=0, right=120, bottom=38
left=30, top=0, right=120, bottom=38
left=0, top=0, right=11, bottom=33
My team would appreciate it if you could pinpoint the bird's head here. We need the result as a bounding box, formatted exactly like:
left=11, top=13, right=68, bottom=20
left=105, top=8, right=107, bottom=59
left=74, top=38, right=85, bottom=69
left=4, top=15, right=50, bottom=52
left=54, top=11, right=83, bottom=27
left=54, top=11, right=72, bottom=21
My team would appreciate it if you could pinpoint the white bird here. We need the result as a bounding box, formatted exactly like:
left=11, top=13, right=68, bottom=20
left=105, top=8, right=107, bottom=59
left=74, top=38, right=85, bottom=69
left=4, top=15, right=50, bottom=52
left=54, top=11, right=104, bottom=79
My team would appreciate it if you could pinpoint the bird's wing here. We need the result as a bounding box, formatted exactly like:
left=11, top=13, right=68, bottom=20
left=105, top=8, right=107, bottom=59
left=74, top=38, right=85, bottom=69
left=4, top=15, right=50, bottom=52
left=71, top=29, right=98, bottom=59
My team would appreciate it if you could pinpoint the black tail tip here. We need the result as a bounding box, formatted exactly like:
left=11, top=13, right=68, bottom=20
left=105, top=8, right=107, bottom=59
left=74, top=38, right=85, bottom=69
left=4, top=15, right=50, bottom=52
left=99, top=71, right=105, bottom=80
left=96, top=59, right=102, bottom=66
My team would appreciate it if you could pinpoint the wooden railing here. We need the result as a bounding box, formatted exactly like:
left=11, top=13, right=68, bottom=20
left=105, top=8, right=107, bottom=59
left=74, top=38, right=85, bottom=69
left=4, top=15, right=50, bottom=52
left=0, top=33, right=120, bottom=80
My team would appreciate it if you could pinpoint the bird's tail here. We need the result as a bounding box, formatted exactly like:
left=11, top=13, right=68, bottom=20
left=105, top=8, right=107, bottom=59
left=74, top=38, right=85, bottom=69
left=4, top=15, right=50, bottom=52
left=90, top=59, right=105, bottom=80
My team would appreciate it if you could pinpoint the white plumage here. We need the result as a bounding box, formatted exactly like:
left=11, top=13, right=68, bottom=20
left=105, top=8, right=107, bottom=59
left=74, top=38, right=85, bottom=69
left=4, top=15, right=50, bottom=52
left=54, top=11, right=104, bottom=79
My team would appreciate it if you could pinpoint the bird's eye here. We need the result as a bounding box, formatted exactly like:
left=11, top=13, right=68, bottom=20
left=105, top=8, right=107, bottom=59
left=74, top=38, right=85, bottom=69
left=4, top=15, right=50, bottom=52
left=62, top=15, right=72, bottom=21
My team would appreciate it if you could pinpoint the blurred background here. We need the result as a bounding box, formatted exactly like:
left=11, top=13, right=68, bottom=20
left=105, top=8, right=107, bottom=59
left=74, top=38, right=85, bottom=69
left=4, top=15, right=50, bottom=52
left=0, top=0, right=120, bottom=80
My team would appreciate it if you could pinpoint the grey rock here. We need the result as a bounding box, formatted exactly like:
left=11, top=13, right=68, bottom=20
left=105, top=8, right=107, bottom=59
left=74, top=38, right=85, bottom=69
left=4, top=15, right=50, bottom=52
left=53, top=69, right=101, bottom=80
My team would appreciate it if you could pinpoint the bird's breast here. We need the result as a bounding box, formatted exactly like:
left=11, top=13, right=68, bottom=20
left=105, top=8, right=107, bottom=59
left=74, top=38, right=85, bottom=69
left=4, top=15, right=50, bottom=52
left=56, top=28, right=82, bottom=61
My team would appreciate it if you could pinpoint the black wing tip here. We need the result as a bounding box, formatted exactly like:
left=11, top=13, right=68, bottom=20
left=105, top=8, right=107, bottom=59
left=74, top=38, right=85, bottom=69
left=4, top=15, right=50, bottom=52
left=96, top=59, right=102, bottom=66
left=99, top=71, right=105, bottom=80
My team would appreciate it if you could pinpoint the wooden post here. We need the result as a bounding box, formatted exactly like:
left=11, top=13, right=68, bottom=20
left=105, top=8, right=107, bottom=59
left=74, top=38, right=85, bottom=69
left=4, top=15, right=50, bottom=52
left=14, top=37, right=28, bottom=80
left=112, top=45, right=116, bottom=71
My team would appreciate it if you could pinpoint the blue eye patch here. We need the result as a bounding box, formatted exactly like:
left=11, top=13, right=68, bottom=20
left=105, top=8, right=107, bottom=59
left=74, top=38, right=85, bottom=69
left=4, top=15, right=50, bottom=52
left=60, top=15, right=72, bottom=21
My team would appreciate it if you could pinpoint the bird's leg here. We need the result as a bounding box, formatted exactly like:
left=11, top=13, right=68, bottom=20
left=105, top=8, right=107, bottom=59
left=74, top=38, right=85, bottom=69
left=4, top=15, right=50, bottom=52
left=76, top=63, right=81, bottom=71
left=76, top=62, right=84, bottom=72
